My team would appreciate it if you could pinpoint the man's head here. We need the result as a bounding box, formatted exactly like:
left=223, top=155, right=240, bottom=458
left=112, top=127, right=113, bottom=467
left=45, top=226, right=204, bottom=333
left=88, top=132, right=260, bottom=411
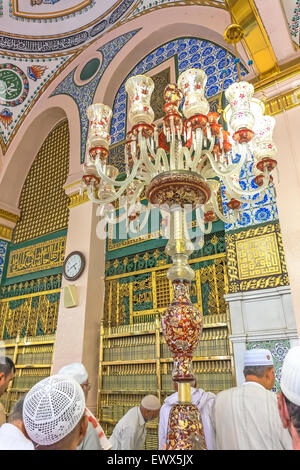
left=23, top=374, right=88, bottom=450
left=140, top=395, right=161, bottom=422
left=277, top=346, right=300, bottom=445
left=8, top=396, right=30, bottom=437
left=57, top=362, right=90, bottom=401
left=173, top=378, right=197, bottom=392
left=0, top=357, right=15, bottom=396
left=243, top=348, right=275, bottom=390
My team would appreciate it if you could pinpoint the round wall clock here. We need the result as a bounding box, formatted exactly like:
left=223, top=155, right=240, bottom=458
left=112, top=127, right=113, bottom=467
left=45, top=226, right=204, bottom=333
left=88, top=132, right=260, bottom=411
left=63, top=251, right=85, bottom=281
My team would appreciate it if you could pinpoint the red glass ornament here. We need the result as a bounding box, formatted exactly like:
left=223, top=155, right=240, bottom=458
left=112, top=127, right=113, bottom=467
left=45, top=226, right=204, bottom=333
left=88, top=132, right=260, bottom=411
left=227, top=198, right=241, bottom=210
left=232, top=128, right=254, bottom=143
left=204, top=211, right=218, bottom=223
left=88, top=146, right=109, bottom=163
left=161, top=280, right=203, bottom=381
left=167, top=402, right=207, bottom=450
left=256, top=158, right=277, bottom=172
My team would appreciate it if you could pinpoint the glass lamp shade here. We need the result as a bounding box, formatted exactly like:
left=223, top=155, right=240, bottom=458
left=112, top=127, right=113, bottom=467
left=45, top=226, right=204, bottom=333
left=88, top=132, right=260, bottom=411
left=223, top=97, right=265, bottom=132
left=177, top=69, right=209, bottom=118
left=224, top=81, right=255, bottom=132
left=125, top=75, right=155, bottom=126
left=98, top=165, right=119, bottom=199
left=82, top=161, right=100, bottom=187
left=252, top=115, right=277, bottom=160
left=86, top=103, right=112, bottom=149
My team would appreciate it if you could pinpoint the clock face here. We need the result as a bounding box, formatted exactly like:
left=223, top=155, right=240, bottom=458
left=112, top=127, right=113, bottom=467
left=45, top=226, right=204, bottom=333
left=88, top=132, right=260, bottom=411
left=63, top=252, right=85, bottom=281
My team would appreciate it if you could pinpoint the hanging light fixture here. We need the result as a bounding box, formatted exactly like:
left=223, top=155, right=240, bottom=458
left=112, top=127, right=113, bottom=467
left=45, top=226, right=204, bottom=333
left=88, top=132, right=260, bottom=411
left=81, top=24, right=278, bottom=449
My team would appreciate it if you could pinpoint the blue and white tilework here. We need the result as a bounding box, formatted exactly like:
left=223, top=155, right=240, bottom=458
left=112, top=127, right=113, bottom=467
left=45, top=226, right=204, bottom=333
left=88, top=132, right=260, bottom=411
left=110, top=37, right=247, bottom=144
left=247, top=339, right=290, bottom=392
left=221, top=159, right=278, bottom=231
left=51, top=29, right=140, bottom=163
left=0, top=239, right=8, bottom=283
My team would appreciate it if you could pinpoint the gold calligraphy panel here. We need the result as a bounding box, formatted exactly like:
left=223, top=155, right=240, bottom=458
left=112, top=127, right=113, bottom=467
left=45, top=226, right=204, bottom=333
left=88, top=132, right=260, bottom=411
left=236, top=233, right=281, bottom=280
left=226, top=222, right=289, bottom=293
left=7, top=236, right=66, bottom=278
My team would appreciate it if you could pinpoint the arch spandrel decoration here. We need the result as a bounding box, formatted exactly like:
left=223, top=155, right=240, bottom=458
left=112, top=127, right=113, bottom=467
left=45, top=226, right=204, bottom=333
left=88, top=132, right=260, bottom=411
left=0, top=120, right=70, bottom=340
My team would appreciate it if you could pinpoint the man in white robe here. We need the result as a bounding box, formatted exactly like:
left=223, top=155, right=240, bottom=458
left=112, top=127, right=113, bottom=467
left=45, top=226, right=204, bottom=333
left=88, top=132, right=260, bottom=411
left=109, top=395, right=160, bottom=450
left=158, top=378, right=216, bottom=449
left=0, top=396, right=34, bottom=450
left=58, top=362, right=111, bottom=450
left=277, top=346, right=300, bottom=450
left=212, top=348, right=292, bottom=450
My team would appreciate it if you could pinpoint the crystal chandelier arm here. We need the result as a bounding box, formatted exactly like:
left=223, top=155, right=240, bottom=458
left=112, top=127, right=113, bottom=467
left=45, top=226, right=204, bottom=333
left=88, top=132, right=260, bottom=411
left=136, top=172, right=152, bottom=184
left=190, top=129, right=205, bottom=172
left=87, top=159, right=141, bottom=205
left=169, top=135, right=177, bottom=171
left=156, top=148, right=170, bottom=172
left=204, top=148, right=247, bottom=177
left=129, top=181, right=145, bottom=203
left=139, top=134, right=157, bottom=176
left=178, top=147, right=194, bottom=171
left=128, top=208, right=151, bottom=233
left=209, top=194, right=239, bottom=224
left=95, top=157, right=138, bottom=188
left=223, top=173, right=270, bottom=197
left=146, top=141, right=170, bottom=173
left=195, top=209, right=213, bottom=234
left=98, top=204, right=130, bottom=225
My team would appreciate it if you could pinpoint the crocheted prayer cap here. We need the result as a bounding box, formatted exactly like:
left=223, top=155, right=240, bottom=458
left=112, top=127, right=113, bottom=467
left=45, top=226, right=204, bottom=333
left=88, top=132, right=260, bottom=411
left=23, top=374, right=85, bottom=446
left=57, top=362, right=88, bottom=385
left=280, top=346, right=300, bottom=406
left=141, top=394, right=161, bottom=410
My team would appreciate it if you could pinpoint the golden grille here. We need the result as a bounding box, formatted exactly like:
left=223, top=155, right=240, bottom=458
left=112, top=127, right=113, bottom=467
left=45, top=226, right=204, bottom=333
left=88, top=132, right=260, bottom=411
left=13, top=120, right=70, bottom=243
left=155, top=269, right=170, bottom=309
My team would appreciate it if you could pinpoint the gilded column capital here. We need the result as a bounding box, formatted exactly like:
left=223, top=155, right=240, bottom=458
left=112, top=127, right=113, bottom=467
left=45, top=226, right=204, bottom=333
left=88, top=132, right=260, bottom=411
left=0, top=203, right=20, bottom=240
left=254, top=68, right=300, bottom=116
left=0, top=224, right=13, bottom=241
left=64, top=179, right=90, bottom=209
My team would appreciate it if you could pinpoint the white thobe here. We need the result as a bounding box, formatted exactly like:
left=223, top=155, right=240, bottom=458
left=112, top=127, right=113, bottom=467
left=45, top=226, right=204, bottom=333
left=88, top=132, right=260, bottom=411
left=109, top=406, right=146, bottom=450
left=0, top=423, right=34, bottom=450
left=158, top=387, right=216, bottom=450
left=212, top=382, right=292, bottom=450
left=77, top=421, right=101, bottom=450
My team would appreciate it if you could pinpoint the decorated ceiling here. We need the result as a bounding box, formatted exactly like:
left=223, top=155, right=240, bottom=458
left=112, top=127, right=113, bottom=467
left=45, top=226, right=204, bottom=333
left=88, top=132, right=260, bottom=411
left=0, top=0, right=298, bottom=156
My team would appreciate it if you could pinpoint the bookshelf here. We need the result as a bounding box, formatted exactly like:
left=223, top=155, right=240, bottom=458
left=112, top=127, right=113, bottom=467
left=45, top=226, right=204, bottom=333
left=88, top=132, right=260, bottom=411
left=98, top=312, right=235, bottom=450
left=0, top=334, right=54, bottom=415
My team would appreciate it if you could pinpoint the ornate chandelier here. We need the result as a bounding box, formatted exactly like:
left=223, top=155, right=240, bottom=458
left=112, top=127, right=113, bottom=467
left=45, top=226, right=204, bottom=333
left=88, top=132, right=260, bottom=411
left=81, top=27, right=278, bottom=450
left=82, top=70, right=277, bottom=237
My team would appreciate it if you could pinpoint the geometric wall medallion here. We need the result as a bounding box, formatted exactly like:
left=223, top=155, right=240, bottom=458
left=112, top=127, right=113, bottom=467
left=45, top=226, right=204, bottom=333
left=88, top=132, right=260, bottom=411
left=0, top=64, right=29, bottom=107
left=225, top=222, right=290, bottom=293
left=236, top=233, right=281, bottom=280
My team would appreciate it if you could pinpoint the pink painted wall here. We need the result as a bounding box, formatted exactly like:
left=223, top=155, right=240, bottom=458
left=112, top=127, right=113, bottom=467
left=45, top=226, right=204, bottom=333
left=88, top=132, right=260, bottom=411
left=272, top=104, right=300, bottom=334
left=51, top=192, right=106, bottom=413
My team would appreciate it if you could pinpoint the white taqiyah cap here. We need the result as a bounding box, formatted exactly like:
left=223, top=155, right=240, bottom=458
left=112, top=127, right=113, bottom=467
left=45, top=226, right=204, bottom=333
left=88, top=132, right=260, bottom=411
left=23, top=375, right=85, bottom=446
left=244, top=348, right=274, bottom=367
left=280, top=346, right=300, bottom=406
left=141, top=395, right=161, bottom=411
left=57, top=362, right=88, bottom=385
